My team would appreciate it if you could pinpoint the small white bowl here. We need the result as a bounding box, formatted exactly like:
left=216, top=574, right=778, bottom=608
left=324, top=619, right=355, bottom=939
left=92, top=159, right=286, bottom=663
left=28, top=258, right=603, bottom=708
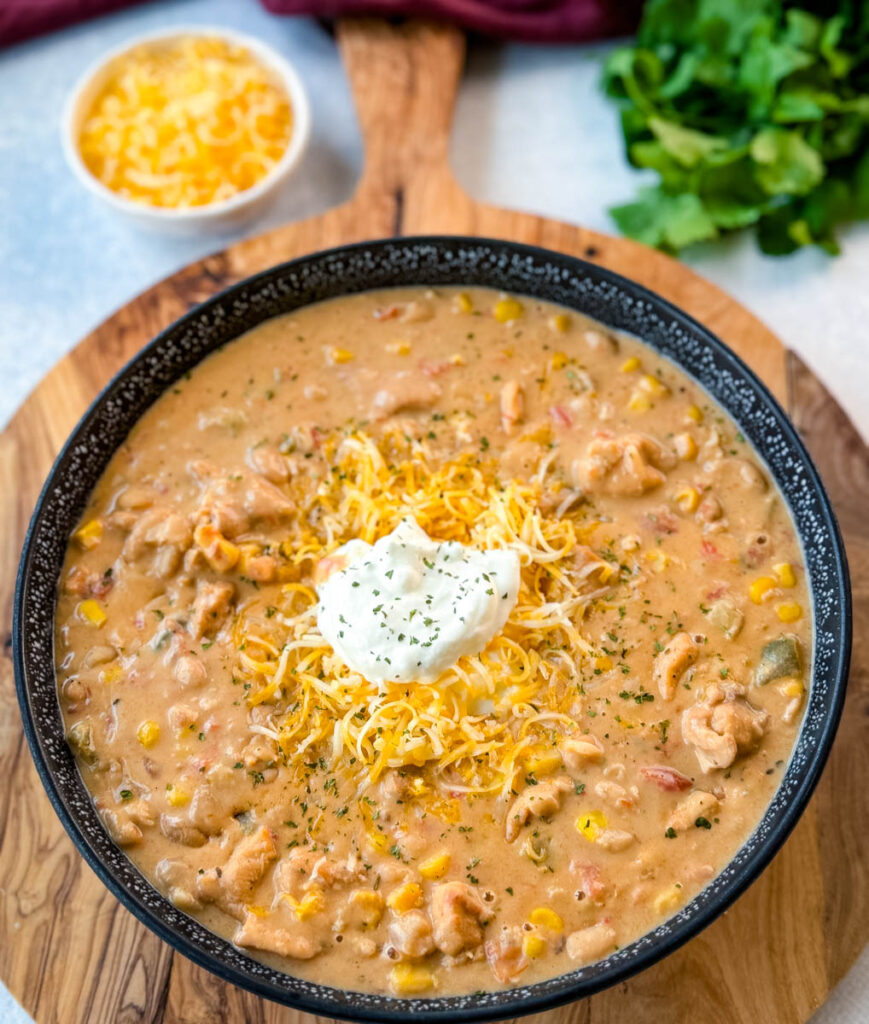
left=62, top=26, right=311, bottom=235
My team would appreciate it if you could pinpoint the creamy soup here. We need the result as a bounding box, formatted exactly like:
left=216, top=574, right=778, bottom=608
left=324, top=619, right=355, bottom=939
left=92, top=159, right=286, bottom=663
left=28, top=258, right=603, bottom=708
left=56, top=287, right=809, bottom=996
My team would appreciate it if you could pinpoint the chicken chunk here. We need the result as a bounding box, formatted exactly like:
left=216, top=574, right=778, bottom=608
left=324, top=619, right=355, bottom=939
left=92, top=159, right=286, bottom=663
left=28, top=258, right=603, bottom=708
left=400, top=298, right=435, bottom=323
left=235, top=912, right=317, bottom=960
left=654, top=632, right=699, bottom=700
left=100, top=807, right=143, bottom=847
left=159, top=813, right=206, bottom=848
left=711, top=698, right=768, bottom=753
left=155, top=858, right=201, bottom=911
left=667, top=790, right=721, bottom=833
left=173, top=653, right=207, bottom=688
left=187, top=785, right=227, bottom=836
left=245, top=554, right=278, bottom=583
left=197, top=406, right=248, bottom=432
left=561, top=735, right=604, bottom=770
left=697, top=494, right=723, bottom=524
left=191, top=460, right=294, bottom=537
left=310, top=854, right=365, bottom=890
left=576, top=433, right=676, bottom=497
left=682, top=683, right=769, bottom=773
left=430, top=882, right=488, bottom=956
left=196, top=869, right=244, bottom=920
left=595, top=828, right=635, bottom=852
left=500, top=380, right=524, bottom=434
left=273, top=849, right=320, bottom=898
left=485, top=925, right=528, bottom=984
left=123, top=507, right=192, bottom=578
left=114, top=485, right=157, bottom=511
left=505, top=775, right=573, bottom=842
left=706, top=598, right=744, bottom=640
left=191, top=580, right=234, bottom=640
left=167, top=702, right=197, bottom=732
left=594, top=780, right=632, bottom=808
left=241, top=735, right=278, bottom=773
left=273, top=849, right=361, bottom=901
left=221, top=825, right=278, bottom=900
left=246, top=444, right=290, bottom=484
left=388, top=909, right=435, bottom=960
left=370, top=372, right=442, bottom=420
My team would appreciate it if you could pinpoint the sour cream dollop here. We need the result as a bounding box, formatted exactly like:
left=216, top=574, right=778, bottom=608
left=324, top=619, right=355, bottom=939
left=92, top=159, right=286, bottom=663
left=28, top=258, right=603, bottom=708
left=316, top=518, right=520, bottom=685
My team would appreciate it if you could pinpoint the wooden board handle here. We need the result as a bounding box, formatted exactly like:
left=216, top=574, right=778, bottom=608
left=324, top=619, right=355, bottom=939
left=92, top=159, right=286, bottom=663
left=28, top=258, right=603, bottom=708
left=336, top=18, right=466, bottom=224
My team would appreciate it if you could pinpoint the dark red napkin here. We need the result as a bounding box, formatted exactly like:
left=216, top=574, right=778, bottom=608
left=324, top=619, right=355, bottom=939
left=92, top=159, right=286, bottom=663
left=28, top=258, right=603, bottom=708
left=1, top=0, right=641, bottom=49
left=262, top=0, right=643, bottom=43
left=1, top=1, right=144, bottom=48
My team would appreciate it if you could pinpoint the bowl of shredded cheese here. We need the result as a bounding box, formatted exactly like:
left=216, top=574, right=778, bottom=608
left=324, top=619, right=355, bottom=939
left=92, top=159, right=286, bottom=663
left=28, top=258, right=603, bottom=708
left=62, top=28, right=310, bottom=233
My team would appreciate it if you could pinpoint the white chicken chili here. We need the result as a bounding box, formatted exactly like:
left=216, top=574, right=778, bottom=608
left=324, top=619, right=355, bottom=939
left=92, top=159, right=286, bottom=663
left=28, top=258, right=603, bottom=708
left=56, top=286, right=809, bottom=996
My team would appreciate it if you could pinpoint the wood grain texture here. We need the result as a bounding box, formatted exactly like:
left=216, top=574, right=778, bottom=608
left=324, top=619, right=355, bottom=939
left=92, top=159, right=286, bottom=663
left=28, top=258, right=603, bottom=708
left=0, top=18, right=865, bottom=1024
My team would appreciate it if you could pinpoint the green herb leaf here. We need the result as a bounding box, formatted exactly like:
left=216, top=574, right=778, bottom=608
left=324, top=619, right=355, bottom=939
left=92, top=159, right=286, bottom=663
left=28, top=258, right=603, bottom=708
left=750, top=128, right=825, bottom=196
left=611, top=188, right=718, bottom=252
left=603, top=0, right=869, bottom=255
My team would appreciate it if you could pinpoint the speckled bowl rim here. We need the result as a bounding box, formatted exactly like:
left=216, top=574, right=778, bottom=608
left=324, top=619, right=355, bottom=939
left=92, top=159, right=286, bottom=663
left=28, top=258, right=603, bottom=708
left=14, top=236, right=851, bottom=1022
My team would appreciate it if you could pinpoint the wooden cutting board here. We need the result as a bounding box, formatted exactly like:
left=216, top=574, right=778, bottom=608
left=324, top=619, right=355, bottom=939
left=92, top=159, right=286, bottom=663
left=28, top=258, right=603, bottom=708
left=0, top=19, right=866, bottom=1024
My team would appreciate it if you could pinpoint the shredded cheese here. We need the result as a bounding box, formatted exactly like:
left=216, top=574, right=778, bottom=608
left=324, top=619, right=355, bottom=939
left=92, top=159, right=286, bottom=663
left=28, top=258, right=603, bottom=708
left=234, top=429, right=619, bottom=798
left=79, top=36, right=293, bottom=209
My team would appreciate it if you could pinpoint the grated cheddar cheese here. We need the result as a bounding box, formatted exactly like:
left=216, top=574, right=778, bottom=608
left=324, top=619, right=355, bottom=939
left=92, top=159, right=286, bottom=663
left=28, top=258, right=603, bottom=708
left=233, top=429, right=614, bottom=800
left=78, top=36, right=293, bottom=209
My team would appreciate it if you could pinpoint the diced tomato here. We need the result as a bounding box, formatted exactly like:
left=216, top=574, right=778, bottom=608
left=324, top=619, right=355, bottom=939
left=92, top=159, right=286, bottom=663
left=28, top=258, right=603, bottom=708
left=419, top=359, right=451, bottom=378
left=744, top=545, right=768, bottom=568
left=569, top=860, right=606, bottom=900
left=315, top=552, right=351, bottom=584
left=485, top=933, right=527, bottom=985
left=549, top=405, right=572, bottom=429
left=373, top=305, right=400, bottom=321
left=638, top=765, right=693, bottom=791
left=68, top=567, right=115, bottom=599
left=643, top=509, right=678, bottom=535
left=64, top=566, right=90, bottom=596
left=90, top=574, right=114, bottom=599
left=700, top=539, right=720, bottom=559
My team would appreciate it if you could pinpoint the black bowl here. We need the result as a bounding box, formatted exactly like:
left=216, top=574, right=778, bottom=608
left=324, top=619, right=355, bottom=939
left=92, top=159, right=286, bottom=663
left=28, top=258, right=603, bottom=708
left=14, top=237, right=851, bottom=1022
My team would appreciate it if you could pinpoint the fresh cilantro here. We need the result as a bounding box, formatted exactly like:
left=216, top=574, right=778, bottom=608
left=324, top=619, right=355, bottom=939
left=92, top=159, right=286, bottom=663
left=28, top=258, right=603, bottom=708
left=603, top=0, right=869, bottom=254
